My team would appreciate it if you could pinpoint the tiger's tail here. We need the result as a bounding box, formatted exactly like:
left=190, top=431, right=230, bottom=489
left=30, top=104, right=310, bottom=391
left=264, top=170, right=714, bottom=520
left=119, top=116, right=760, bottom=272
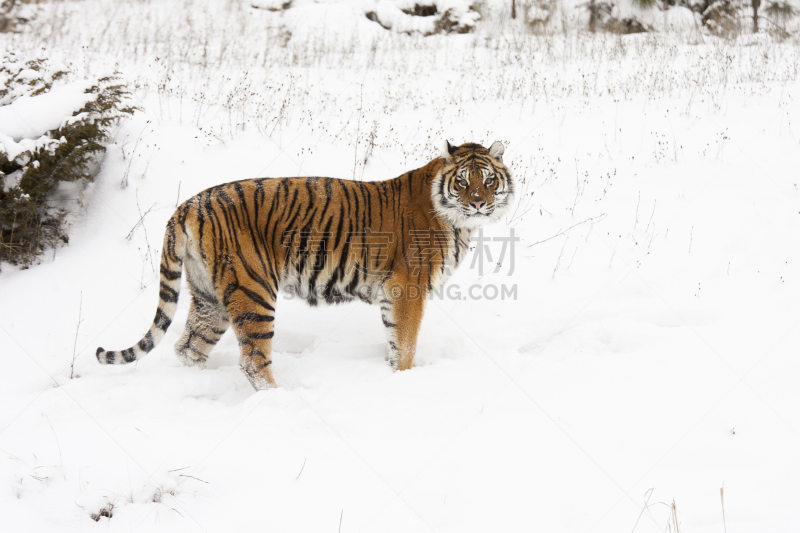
left=96, top=215, right=186, bottom=365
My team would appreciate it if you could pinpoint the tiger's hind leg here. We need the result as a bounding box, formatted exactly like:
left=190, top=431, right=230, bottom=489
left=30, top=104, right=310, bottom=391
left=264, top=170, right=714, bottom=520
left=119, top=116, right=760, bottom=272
left=175, top=293, right=230, bottom=369
left=226, top=285, right=278, bottom=390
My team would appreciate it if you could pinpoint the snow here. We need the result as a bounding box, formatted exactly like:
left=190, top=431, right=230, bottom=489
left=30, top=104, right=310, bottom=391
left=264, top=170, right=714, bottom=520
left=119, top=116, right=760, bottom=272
left=0, top=76, right=95, bottom=189
left=0, top=80, right=94, bottom=141
left=0, top=73, right=96, bottom=191
left=1, top=1, right=800, bottom=532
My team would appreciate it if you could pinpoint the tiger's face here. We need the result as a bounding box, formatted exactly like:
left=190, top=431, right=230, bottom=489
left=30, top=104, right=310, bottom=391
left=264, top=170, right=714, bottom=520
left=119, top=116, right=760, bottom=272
left=432, top=140, right=515, bottom=229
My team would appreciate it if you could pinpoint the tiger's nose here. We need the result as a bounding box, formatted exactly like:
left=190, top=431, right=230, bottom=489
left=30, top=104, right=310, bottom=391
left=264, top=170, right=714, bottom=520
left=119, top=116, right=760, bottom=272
left=471, top=198, right=485, bottom=210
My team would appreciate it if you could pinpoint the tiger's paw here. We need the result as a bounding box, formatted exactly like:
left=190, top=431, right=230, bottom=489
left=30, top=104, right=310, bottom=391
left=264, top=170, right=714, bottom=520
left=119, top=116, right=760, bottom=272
left=175, top=348, right=207, bottom=369
left=240, top=363, right=277, bottom=391
left=395, top=358, right=414, bottom=371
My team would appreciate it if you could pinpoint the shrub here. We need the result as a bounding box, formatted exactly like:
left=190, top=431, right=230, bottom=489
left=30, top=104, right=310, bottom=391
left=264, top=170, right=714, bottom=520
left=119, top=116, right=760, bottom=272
left=365, top=0, right=480, bottom=35
left=0, top=53, right=137, bottom=267
left=765, top=0, right=798, bottom=35
left=524, top=0, right=556, bottom=33
left=765, top=0, right=799, bottom=18
left=702, top=0, right=742, bottom=36
left=0, top=0, right=35, bottom=33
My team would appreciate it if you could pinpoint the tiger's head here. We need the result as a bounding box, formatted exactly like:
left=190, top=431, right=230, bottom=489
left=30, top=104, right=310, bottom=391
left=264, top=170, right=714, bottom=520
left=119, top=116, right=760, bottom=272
left=432, top=140, right=515, bottom=229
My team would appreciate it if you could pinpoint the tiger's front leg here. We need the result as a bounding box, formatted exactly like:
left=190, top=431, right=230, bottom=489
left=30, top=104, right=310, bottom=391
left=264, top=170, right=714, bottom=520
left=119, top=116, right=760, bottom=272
left=381, top=280, right=426, bottom=371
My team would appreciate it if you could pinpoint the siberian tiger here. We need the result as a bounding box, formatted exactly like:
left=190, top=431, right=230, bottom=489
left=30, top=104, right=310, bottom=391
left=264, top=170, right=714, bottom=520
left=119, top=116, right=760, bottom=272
left=96, top=140, right=514, bottom=389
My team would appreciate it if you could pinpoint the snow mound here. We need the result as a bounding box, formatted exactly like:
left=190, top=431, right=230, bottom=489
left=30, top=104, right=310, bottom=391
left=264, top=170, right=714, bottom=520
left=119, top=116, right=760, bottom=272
left=0, top=80, right=95, bottom=142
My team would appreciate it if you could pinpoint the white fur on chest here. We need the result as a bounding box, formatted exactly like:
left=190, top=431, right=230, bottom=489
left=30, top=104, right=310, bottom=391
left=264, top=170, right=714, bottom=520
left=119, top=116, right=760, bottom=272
left=429, top=226, right=473, bottom=292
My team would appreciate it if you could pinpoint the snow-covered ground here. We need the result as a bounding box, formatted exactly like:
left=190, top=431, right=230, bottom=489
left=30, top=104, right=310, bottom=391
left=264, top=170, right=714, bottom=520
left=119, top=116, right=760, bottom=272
left=2, top=1, right=800, bottom=532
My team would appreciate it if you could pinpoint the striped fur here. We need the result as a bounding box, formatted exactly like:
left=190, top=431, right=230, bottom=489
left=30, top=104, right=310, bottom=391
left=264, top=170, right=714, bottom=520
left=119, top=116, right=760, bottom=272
left=96, top=141, right=514, bottom=390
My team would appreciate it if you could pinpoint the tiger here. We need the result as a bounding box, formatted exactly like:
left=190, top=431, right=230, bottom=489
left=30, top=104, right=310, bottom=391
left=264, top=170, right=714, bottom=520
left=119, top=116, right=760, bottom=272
left=96, top=140, right=514, bottom=390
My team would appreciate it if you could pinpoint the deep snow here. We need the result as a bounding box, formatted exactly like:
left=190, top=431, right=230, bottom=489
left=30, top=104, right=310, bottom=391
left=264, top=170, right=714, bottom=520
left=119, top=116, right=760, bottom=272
left=1, top=1, right=800, bottom=532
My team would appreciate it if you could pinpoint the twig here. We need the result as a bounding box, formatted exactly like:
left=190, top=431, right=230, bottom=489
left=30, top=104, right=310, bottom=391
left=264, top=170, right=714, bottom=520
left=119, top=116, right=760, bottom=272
left=338, top=509, right=343, bottom=533
left=609, top=234, right=621, bottom=267
left=360, top=121, right=377, bottom=181
left=508, top=194, right=538, bottom=225
left=645, top=200, right=656, bottom=233
left=178, top=474, right=210, bottom=484
left=133, top=190, right=156, bottom=287
left=296, top=458, right=307, bottom=480
left=666, top=109, right=679, bottom=162
left=631, top=488, right=654, bottom=533
left=527, top=215, right=606, bottom=247
left=647, top=223, right=657, bottom=250
left=720, top=485, right=727, bottom=533
left=70, top=292, right=83, bottom=379
left=566, top=246, right=578, bottom=270
left=507, top=166, right=533, bottom=224
left=671, top=499, right=679, bottom=533
left=176, top=181, right=181, bottom=207
left=125, top=201, right=156, bottom=241
left=45, top=418, right=63, bottom=470
left=552, top=236, right=568, bottom=278
left=571, top=159, right=585, bottom=215
left=121, top=124, right=148, bottom=188
left=168, top=466, right=191, bottom=472
left=353, top=81, right=364, bottom=181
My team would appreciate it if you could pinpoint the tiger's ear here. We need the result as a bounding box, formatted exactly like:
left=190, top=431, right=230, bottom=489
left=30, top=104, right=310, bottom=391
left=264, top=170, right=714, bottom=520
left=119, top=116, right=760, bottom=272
left=489, top=141, right=505, bottom=162
left=444, top=140, right=458, bottom=162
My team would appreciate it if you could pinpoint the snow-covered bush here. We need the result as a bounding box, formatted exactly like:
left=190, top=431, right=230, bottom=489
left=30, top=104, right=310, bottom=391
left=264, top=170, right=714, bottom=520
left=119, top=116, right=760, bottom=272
left=366, top=0, right=480, bottom=35
left=367, top=0, right=480, bottom=34
left=256, top=0, right=481, bottom=35
left=603, top=14, right=651, bottom=32
left=700, top=0, right=741, bottom=36
left=524, top=0, right=556, bottom=32
left=584, top=0, right=656, bottom=34
left=765, top=0, right=799, bottom=34
left=766, top=0, right=799, bottom=17
left=580, top=0, right=745, bottom=36
left=0, top=53, right=136, bottom=267
left=0, top=0, right=36, bottom=33
left=602, top=0, right=666, bottom=33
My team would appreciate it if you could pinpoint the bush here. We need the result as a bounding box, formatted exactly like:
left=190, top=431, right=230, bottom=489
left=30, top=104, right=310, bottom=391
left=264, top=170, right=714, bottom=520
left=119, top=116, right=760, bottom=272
left=0, top=0, right=35, bottom=33
left=0, top=53, right=137, bottom=267
left=765, top=0, right=799, bottom=34
left=524, top=0, right=556, bottom=33
left=365, top=0, right=480, bottom=35
left=701, top=0, right=741, bottom=36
